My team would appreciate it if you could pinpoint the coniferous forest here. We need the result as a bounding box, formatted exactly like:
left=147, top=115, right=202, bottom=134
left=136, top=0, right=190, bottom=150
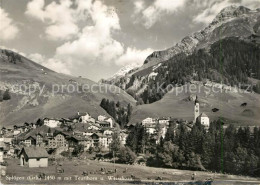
left=117, top=37, right=260, bottom=104
left=100, top=99, right=132, bottom=128
left=126, top=120, right=260, bottom=177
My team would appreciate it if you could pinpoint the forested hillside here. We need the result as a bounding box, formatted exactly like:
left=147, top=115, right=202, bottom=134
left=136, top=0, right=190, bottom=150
left=118, top=37, right=260, bottom=105
left=126, top=120, right=260, bottom=177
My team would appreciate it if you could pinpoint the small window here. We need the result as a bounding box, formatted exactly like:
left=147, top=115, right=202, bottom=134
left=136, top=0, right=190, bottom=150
left=37, top=158, right=40, bottom=161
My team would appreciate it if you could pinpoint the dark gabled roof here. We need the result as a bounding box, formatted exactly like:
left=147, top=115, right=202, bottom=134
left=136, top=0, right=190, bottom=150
left=69, top=112, right=87, bottom=120
left=20, top=147, right=49, bottom=158
left=91, top=133, right=105, bottom=138
left=198, top=112, right=208, bottom=118
left=99, top=122, right=110, bottom=125
left=70, top=135, right=89, bottom=141
left=24, top=135, right=36, bottom=140
left=53, top=130, right=71, bottom=137
left=17, top=125, right=64, bottom=141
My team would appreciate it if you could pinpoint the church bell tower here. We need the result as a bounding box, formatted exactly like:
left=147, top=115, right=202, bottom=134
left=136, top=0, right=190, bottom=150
left=194, top=96, right=200, bottom=123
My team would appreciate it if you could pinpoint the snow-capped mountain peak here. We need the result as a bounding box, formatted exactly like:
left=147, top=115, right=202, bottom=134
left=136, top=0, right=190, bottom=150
left=110, top=64, right=138, bottom=80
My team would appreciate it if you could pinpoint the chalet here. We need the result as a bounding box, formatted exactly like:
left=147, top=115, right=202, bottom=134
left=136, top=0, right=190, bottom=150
left=36, top=133, right=45, bottom=146
left=24, top=135, right=36, bottom=146
left=91, top=133, right=102, bottom=147
left=99, top=122, right=111, bottom=128
left=19, top=147, right=49, bottom=168
left=90, top=133, right=111, bottom=149
left=83, top=129, right=98, bottom=136
left=68, top=135, right=92, bottom=151
left=47, top=132, right=68, bottom=149
left=43, top=118, right=61, bottom=128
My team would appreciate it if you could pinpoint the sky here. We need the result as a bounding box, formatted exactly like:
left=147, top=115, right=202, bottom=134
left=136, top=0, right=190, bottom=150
left=0, top=0, right=259, bottom=82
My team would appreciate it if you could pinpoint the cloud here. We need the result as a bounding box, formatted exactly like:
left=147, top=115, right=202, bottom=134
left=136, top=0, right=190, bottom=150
left=0, top=8, right=19, bottom=40
left=193, top=0, right=260, bottom=24
left=134, top=0, right=145, bottom=14
left=28, top=53, right=71, bottom=74
left=24, top=0, right=155, bottom=76
left=28, top=53, right=45, bottom=63
left=115, top=47, right=153, bottom=66
left=25, top=0, right=79, bottom=40
left=134, top=0, right=187, bottom=28
left=54, top=0, right=124, bottom=65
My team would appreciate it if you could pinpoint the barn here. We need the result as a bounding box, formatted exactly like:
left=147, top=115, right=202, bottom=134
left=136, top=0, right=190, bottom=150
left=19, top=147, right=49, bottom=168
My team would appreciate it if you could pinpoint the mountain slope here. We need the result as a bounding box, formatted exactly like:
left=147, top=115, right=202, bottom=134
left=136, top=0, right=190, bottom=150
left=108, top=6, right=259, bottom=85
left=140, top=6, right=259, bottom=71
left=107, top=6, right=260, bottom=125
left=129, top=84, right=260, bottom=125
left=0, top=49, right=136, bottom=127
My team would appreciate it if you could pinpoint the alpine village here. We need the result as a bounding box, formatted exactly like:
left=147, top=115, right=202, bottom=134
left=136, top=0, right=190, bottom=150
left=1, top=5, right=260, bottom=184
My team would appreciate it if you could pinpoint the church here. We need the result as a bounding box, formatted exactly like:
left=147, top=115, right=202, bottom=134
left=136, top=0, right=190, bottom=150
left=194, top=96, right=210, bottom=127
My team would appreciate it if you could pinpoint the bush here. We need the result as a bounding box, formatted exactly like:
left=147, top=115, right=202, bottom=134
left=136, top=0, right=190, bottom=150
left=72, top=144, right=84, bottom=156
left=117, top=147, right=137, bottom=164
left=60, top=151, right=70, bottom=157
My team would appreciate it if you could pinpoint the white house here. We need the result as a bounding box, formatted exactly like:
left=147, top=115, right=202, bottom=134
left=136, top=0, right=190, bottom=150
left=43, top=118, right=61, bottom=128
left=142, top=117, right=156, bottom=125
left=146, top=127, right=156, bottom=134
left=119, top=132, right=128, bottom=145
left=197, top=113, right=210, bottom=127
left=104, top=118, right=113, bottom=128
left=98, top=115, right=107, bottom=122
left=19, top=147, right=49, bottom=168
left=158, top=118, right=169, bottom=125
left=160, top=125, right=167, bottom=139
left=13, top=130, right=21, bottom=136
left=103, top=129, right=113, bottom=136
left=80, top=113, right=95, bottom=123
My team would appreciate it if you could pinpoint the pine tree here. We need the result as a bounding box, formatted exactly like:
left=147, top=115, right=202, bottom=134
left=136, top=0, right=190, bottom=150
left=3, top=89, right=11, bottom=100
left=110, top=131, right=121, bottom=154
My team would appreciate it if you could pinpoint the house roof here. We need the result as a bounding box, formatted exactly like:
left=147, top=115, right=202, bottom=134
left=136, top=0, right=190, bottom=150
left=70, top=135, right=89, bottom=141
left=20, top=147, right=49, bottom=158
left=17, top=125, right=64, bottom=141
left=69, top=112, right=87, bottom=120
left=99, top=122, right=110, bottom=125
left=25, top=135, right=36, bottom=140
left=199, top=112, right=208, bottom=118
left=91, top=133, right=106, bottom=138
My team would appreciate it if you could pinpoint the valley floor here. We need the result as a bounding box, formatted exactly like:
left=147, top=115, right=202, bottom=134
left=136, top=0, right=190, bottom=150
left=1, top=158, right=260, bottom=184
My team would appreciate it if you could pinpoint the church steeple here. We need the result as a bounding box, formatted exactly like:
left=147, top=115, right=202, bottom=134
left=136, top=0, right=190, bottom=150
left=194, top=95, right=200, bottom=123
left=194, top=95, right=199, bottom=105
